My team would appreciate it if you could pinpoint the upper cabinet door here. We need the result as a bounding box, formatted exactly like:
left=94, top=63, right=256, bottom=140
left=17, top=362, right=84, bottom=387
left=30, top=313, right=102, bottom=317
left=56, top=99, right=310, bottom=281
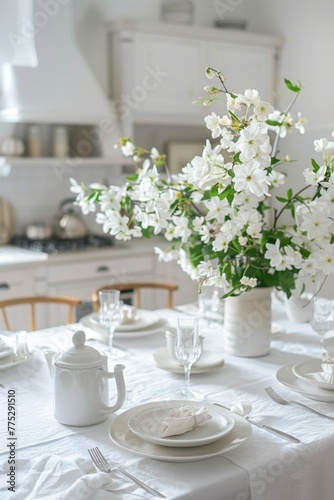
left=132, top=32, right=206, bottom=124
left=203, top=42, right=277, bottom=108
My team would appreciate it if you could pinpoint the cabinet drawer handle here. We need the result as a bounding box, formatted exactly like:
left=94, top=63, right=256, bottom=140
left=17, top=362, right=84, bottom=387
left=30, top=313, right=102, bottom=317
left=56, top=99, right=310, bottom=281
left=96, top=265, right=110, bottom=273
left=0, top=282, right=10, bottom=290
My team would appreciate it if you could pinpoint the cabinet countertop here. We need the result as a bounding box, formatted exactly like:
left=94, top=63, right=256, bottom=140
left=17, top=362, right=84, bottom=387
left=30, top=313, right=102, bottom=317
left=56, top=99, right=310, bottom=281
left=0, top=238, right=164, bottom=270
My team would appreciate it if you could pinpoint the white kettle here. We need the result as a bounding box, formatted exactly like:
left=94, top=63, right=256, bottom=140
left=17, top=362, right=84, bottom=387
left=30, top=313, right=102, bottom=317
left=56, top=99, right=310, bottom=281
left=52, top=330, right=126, bottom=426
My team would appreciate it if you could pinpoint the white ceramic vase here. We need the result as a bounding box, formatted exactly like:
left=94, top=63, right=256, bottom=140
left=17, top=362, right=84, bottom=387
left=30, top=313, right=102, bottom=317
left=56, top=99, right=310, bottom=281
left=223, top=287, right=272, bottom=357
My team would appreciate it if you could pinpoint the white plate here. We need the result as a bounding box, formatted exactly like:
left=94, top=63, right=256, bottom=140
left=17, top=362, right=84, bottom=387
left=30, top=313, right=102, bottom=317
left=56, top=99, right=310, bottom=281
left=152, top=347, right=224, bottom=374
left=89, top=310, right=161, bottom=332
left=109, top=401, right=251, bottom=462
left=0, top=351, right=33, bottom=371
left=292, top=359, right=334, bottom=391
left=0, top=335, right=14, bottom=359
left=128, top=402, right=235, bottom=447
left=276, top=363, right=334, bottom=402
left=80, top=314, right=167, bottom=340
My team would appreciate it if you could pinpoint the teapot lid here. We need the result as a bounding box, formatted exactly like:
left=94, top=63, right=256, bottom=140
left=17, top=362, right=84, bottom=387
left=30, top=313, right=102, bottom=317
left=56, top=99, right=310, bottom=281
left=54, top=330, right=106, bottom=368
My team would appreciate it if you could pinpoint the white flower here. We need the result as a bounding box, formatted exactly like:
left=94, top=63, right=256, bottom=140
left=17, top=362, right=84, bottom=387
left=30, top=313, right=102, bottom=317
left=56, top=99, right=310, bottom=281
left=265, top=240, right=282, bottom=267
left=303, top=165, right=327, bottom=185
left=204, top=112, right=223, bottom=138
left=121, top=141, right=135, bottom=156
left=295, top=112, right=307, bottom=134
left=254, top=101, right=274, bottom=120
left=240, top=276, right=257, bottom=288
left=233, top=160, right=269, bottom=196
left=314, top=138, right=334, bottom=152
left=299, top=207, right=332, bottom=239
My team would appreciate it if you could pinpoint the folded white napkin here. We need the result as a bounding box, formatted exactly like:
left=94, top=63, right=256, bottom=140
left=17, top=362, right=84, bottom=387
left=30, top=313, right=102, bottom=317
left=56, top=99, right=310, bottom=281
left=160, top=405, right=212, bottom=438
left=4, top=455, right=112, bottom=500
left=0, top=334, right=12, bottom=352
left=120, top=305, right=137, bottom=325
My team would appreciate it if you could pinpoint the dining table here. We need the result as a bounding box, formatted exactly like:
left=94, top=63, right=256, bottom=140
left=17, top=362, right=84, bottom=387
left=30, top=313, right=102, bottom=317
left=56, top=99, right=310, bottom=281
left=1, top=294, right=334, bottom=500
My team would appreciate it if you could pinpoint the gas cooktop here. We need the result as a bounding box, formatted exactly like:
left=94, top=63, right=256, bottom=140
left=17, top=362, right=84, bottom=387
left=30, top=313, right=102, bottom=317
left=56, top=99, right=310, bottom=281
left=11, top=234, right=114, bottom=255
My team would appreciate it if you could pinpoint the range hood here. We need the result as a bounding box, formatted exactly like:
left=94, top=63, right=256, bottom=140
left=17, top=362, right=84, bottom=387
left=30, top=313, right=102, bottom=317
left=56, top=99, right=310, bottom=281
left=0, top=0, right=117, bottom=126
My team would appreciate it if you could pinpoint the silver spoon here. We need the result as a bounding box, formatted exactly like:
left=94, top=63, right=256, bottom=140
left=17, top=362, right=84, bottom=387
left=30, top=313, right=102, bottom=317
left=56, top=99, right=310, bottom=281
left=214, top=400, right=300, bottom=443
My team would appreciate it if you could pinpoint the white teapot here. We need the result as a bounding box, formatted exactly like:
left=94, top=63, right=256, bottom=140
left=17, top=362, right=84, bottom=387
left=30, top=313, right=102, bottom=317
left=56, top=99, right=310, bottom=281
left=52, top=330, right=126, bottom=426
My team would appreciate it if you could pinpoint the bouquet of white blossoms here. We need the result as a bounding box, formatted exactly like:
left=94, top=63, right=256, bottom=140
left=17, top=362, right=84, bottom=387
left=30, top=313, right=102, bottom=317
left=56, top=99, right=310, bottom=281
left=71, top=68, right=334, bottom=298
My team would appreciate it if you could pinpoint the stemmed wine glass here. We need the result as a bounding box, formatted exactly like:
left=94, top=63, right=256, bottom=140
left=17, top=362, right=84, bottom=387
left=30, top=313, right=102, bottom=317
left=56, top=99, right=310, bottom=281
left=310, top=297, right=334, bottom=354
left=198, top=286, right=222, bottom=328
left=174, top=317, right=205, bottom=401
left=98, top=290, right=125, bottom=359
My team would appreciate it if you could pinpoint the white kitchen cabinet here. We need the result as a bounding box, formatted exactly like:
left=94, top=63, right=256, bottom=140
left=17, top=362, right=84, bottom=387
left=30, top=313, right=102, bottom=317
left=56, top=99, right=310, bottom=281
left=0, top=240, right=200, bottom=330
left=0, top=267, right=37, bottom=331
left=108, top=21, right=281, bottom=134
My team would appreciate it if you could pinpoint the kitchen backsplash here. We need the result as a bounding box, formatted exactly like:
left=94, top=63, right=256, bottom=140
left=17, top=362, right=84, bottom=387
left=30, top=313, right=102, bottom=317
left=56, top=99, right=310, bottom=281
left=0, top=164, right=123, bottom=236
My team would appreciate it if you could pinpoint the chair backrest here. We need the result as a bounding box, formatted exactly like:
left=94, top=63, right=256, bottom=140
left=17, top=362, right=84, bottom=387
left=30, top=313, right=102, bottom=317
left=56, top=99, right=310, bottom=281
left=91, top=281, right=179, bottom=312
left=0, top=296, right=82, bottom=331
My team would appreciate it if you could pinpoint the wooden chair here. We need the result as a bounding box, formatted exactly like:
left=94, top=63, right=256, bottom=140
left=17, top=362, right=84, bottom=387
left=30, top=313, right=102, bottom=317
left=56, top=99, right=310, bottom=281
left=91, top=281, right=179, bottom=312
left=0, top=296, right=82, bottom=331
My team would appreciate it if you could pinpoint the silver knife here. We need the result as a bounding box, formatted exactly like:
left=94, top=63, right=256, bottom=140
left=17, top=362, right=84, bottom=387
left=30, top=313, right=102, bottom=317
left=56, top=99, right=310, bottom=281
left=214, top=403, right=300, bottom=443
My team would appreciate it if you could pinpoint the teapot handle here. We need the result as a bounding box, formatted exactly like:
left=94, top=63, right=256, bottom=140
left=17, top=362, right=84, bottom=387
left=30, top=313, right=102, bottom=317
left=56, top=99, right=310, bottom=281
left=99, top=364, right=126, bottom=414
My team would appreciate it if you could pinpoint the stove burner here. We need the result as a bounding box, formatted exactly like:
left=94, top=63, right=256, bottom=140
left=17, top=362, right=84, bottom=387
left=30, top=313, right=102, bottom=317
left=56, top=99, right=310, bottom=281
left=11, top=234, right=114, bottom=254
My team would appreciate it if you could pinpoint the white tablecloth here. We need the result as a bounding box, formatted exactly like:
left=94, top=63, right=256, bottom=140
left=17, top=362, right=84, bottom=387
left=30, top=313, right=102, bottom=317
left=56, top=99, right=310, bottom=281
left=1, top=297, right=334, bottom=500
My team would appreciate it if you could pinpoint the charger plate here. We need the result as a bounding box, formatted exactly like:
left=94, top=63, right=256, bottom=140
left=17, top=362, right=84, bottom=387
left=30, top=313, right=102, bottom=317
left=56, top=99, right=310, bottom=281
left=109, top=400, right=251, bottom=462
left=128, top=401, right=235, bottom=447
left=276, top=363, right=334, bottom=402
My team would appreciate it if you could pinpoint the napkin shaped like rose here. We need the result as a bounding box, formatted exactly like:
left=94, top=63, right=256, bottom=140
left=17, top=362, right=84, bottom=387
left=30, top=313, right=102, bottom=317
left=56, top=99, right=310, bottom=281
left=160, top=405, right=212, bottom=438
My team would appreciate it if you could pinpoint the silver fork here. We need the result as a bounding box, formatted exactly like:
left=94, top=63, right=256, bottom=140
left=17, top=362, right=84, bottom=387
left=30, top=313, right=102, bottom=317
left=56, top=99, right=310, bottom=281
left=265, top=387, right=334, bottom=420
left=87, top=447, right=166, bottom=498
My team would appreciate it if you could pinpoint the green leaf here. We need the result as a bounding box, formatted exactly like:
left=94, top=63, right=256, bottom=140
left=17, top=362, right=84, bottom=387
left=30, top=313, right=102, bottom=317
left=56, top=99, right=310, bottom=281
left=202, top=184, right=219, bottom=200
left=311, top=158, right=320, bottom=172
left=228, top=110, right=241, bottom=122
left=287, top=188, right=293, bottom=200
left=218, top=185, right=233, bottom=201
left=265, top=119, right=282, bottom=126
left=284, top=78, right=302, bottom=93
left=276, top=196, right=288, bottom=203
left=271, top=157, right=280, bottom=165
left=126, top=174, right=138, bottom=181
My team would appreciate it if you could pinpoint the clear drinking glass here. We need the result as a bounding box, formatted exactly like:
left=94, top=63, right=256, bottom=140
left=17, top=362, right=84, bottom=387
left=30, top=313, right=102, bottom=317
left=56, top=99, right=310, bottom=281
left=98, top=290, right=124, bottom=359
left=174, top=317, right=205, bottom=401
left=310, top=297, right=334, bottom=354
left=198, top=286, right=222, bottom=327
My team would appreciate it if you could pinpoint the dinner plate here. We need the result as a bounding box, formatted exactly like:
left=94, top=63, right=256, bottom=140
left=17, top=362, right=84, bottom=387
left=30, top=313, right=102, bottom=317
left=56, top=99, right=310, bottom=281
left=292, top=359, right=334, bottom=391
left=89, top=310, right=161, bottom=332
left=109, top=401, right=251, bottom=462
left=0, top=351, right=33, bottom=371
left=152, top=347, right=224, bottom=374
left=127, top=401, right=235, bottom=447
left=0, top=335, right=14, bottom=359
left=80, top=313, right=167, bottom=339
left=276, top=363, right=334, bottom=402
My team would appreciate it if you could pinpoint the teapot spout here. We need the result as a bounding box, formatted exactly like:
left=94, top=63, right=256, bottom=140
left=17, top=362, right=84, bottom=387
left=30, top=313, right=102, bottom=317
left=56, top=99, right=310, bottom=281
left=100, top=364, right=126, bottom=414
